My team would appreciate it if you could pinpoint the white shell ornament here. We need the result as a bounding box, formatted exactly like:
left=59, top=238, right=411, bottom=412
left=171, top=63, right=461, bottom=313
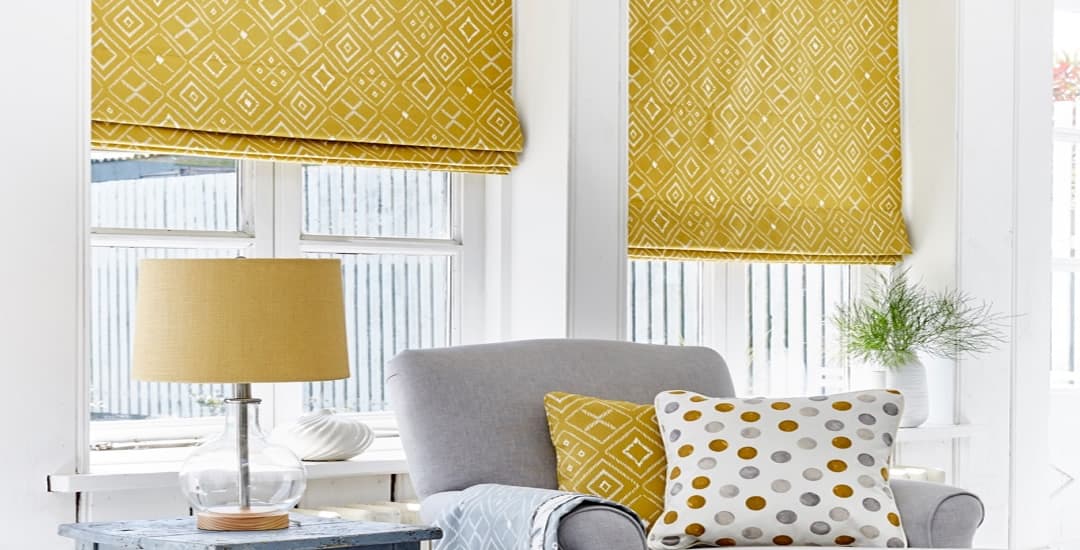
left=271, top=409, right=375, bottom=461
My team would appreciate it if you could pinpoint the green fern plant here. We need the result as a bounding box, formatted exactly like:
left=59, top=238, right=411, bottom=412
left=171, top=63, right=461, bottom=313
left=832, top=270, right=1006, bottom=369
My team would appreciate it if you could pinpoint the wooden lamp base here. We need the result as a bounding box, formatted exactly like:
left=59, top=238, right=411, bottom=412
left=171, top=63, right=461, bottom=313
left=197, top=507, right=290, bottom=531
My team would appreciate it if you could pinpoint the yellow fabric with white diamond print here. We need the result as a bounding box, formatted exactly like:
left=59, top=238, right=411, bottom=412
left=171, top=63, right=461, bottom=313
left=91, top=0, right=523, bottom=174
left=544, top=392, right=667, bottom=528
left=628, top=0, right=911, bottom=264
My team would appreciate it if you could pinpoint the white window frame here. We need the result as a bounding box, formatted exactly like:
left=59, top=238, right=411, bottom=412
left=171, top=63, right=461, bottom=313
left=86, top=158, right=484, bottom=462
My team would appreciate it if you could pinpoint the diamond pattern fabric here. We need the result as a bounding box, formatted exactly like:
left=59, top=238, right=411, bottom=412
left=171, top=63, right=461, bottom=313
left=544, top=392, right=667, bottom=528
left=91, top=0, right=523, bottom=174
left=628, top=0, right=911, bottom=263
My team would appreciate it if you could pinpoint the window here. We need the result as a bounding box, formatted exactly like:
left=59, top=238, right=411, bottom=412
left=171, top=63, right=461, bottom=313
left=89, top=153, right=473, bottom=451
left=1052, top=6, right=1080, bottom=385
left=627, top=260, right=854, bottom=397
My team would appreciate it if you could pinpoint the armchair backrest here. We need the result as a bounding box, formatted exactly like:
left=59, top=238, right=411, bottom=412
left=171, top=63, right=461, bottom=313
left=387, top=339, right=734, bottom=499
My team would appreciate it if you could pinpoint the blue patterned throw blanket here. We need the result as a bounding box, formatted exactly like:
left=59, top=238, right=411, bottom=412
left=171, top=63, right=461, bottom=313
left=433, top=484, right=642, bottom=550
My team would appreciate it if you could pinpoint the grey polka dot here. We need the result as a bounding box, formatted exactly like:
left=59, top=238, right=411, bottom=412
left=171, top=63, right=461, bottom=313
left=883, top=402, right=900, bottom=416
left=719, top=484, right=740, bottom=497
left=887, top=537, right=905, bottom=547
left=860, top=525, right=880, bottom=539
left=810, top=521, right=831, bottom=535
left=859, top=413, right=877, bottom=425
left=743, top=527, right=764, bottom=540
left=809, top=395, right=829, bottom=401
left=776, top=510, right=798, bottom=524
left=829, top=507, right=850, bottom=521
left=858, top=453, right=875, bottom=467
left=744, top=397, right=764, bottom=404
left=740, top=466, right=760, bottom=479
left=863, top=497, right=881, bottom=512
left=797, top=437, right=817, bottom=450
left=858, top=475, right=876, bottom=488
left=664, top=402, right=680, bottom=413
left=741, top=427, right=761, bottom=439
left=883, top=432, right=894, bottom=446
left=771, top=479, right=791, bottom=493
left=706, top=421, right=725, bottom=433
left=800, top=492, right=821, bottom=506
left=883, top=485, right=894, bottom=499
left=668, top=429, right=681, bottom=442
left=857, top=393, right=878, bottom=403
left=799, top=407, right=820, bottom=417
left=771, top=450, right=792, bottom=463
left=825, top=419, right=845, bottom=431
left=714, top=511, right=735, bottom=525
left=669, top=482, right=683, bottom=496
left=803, top=467, right=823, bottom=481
left=698, top=457, right=717, bottom=470
left=661, top=535, right=681, bottom=546
left=856, top=428, right=875, bottom=440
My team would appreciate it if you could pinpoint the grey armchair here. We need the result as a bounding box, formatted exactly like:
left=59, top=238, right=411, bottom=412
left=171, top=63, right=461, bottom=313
left=387, top=339, right=984, bottom=549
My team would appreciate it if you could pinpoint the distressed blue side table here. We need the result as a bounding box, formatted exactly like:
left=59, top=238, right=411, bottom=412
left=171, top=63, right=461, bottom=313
left=58, top=514, right=442, bottom=550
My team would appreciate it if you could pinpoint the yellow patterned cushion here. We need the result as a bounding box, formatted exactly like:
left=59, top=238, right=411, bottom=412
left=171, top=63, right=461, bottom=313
left=544, top=392, right=667, bottom=527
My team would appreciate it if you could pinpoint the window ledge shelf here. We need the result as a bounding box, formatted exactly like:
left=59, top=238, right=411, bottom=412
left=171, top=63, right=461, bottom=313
left=897, top=423, right=980, bottom=443
left=49, top=439, right=409, bottom=494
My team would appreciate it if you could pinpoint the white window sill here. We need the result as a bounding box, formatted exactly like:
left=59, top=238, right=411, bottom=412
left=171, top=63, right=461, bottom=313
left=49, top=436, right=409, bottom=494
left=49, top=424, right=978, bottom=494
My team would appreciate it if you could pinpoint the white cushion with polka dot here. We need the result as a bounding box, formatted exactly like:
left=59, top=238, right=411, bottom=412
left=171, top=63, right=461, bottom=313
left=648, top=390, right=907, bottom=548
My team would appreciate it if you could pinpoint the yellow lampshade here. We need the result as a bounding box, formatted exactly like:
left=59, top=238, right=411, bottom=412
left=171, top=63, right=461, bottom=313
left=133, top=259, right=349, bottom=383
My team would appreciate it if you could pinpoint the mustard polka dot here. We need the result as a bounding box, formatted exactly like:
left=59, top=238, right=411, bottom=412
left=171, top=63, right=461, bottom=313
left=835, top=535, right=856, bottom=545
left=887, top=512, right=901, bottom=526
left=716, top=538, right=737, bottom=547
left=778, top=420, right=799, bottom=432
left=715, top=402, right=735, bottom=412
left=881, top=467, right=890, bottom=480
left=685, top=523, right=705, bottom=537
left=828, top=460, right=848, bottom=472
left=669, top=466, right=682, bottom=479
left=771, top=402, right=791, bottom=410
left=832, top=436, right=852, bottom=449
left=746, top=496, right=767, bottom=510
left=832, top=401, right=853, bottom=411
left=709, top=439, right=729, bottom=452
left=692, top=476, right=711, bottom=489
left=687, top=495, right=707, bottom=509
left=886, top=389, right=902, bottom=395
left=833, top=484, right=854, bottom=498
left=663, top=511, right=678, bottom=524
left=773, top=535, right=793, bottom=545
left=741, top=411, right=761, bottom=422
left=690, top=395, right=707, bottom=403
left=738, top=447, right=758, bottom=460
left=668, top=390, right=688, bottom=395
left=678, top=445, right=694, bottom=457
left=684, top=410, right=702, bottom=421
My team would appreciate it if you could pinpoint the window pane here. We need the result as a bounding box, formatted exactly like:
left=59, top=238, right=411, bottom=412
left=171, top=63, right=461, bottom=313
left=1053, top=140, right=1080, bottom=260
left=627, top=260, right=702, bottom=345
left=90, top=152, right=240, bottom=232
left=302, top=165, right=452, bottom=239
left=745, top=264, right=852, bottom=397
left=90, top=246, right=246, bottom=421
left=303, top=253, right=451, bottom=412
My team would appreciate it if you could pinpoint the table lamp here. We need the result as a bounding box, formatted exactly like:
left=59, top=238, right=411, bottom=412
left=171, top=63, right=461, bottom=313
left=132, top=258, right=349, bottom=531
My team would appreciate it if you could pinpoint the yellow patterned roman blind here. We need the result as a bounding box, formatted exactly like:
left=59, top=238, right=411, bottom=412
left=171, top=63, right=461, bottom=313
left=628, top=0, right=911, bottom=264
left=91, top=0, right=523, bottom=174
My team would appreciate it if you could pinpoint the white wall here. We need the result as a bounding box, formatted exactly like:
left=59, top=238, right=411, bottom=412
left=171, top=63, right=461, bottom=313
left=0, top=1, right=87, bottom=546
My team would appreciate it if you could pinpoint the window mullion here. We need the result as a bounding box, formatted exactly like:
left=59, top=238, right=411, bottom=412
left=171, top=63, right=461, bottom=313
left=266, top=161, right=306, bottom=428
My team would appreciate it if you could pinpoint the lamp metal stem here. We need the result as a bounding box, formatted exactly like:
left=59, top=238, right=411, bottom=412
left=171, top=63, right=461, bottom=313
left=235, top=383, right=252, bottom=510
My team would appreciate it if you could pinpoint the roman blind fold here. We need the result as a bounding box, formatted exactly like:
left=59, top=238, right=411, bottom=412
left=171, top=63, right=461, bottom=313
left=91, top=0, right=523, bottom=174
left=628, top=0, right=911, bottom=264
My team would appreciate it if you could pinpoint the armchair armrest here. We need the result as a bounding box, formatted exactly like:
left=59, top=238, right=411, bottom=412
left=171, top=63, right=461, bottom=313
left=891, top=479, right=984, bottom=548
left=421, top=490, right=646, bottom=550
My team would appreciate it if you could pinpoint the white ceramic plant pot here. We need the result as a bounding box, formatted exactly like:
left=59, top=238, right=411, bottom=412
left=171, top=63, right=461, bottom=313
left=885, top=358, right=929, bottom=428
left=271, top=409, right=375, bottom=461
